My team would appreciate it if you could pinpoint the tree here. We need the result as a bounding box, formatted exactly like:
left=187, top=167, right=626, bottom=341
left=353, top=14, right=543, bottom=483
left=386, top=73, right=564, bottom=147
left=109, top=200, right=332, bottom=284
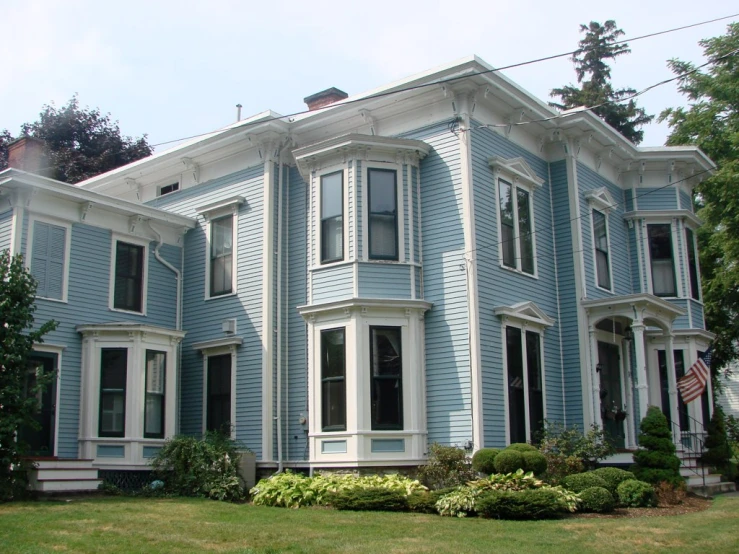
left=701, top=406, right=731, bottom=471
left=551, top=21, right=654, bottom=144
left=0, top=251, right=58, bottom=501
left=0, top=96, right=152, bottom=184
left=631, top=406, right=683, bottom=487
left=660, top=23, right=739, bottom=372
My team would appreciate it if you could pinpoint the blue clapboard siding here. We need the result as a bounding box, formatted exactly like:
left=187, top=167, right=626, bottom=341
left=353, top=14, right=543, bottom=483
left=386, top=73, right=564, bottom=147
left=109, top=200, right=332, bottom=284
left=151, top=165, right=265, bottom=456
left=403, top=122, right=471, bottom=446
left=287, top=165, right=308, bottom=461
left=0, top=209, right=12, bottom=252
left=358, top=263, right=411, bottom=298
left=312, top=265, right=354, bottom=303
left=624, top=189, right=634, bottom=212
left=680, top=190, right=693, bottom=212
left=470, top=126, right=566, bottom=446
left=25, top=219, right=180, bottom=458
left=670, top=299, right=690, bottom=329
left=629, top=226, right=642, bottom=293
left=577, top=163, right=632, bottom=298
left=690, top=299, right=705, bottom=329
left=412, top=166, right=420, bottom=263
left=635, top=187, right=677, bottom=211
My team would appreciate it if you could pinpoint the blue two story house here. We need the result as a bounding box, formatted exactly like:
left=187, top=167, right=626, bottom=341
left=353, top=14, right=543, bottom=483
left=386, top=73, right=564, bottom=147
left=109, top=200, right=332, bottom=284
left=0, top=56, right=714, bottom=483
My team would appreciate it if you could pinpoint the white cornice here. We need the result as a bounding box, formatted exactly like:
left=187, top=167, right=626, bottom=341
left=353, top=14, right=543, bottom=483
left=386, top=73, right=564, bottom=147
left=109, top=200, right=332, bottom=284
left=494, top=301, right=555, bottom=328
left=585, top=187, right=617, bottom=213
left=76, top=322, right=187, bottom=339
left=623, top=209, right=702, bottom=229
left=297, top=297, right=433, bottom=319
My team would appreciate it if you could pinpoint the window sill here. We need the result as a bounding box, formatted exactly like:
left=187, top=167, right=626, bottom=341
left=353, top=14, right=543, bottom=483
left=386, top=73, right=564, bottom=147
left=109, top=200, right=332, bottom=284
left=109, top=306, right=146, bottom=317
left=594, top=285, right=615, bottom=294
left=205, top=292, right=238, bottom=301
left=35, top=296, right=68, bottom=304
left=499, top=264, right=538, bottom=280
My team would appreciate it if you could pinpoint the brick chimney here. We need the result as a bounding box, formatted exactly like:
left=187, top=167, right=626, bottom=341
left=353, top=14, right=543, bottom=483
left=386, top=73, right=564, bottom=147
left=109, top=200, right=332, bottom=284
left=303, top=87, right=348, bottom=111
left=8, top=136, right=50, bottom=176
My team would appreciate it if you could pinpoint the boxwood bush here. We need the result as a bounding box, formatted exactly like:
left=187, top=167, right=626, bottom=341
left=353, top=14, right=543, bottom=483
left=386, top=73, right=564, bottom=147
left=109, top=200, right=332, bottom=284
left=472, top=448, right=499, bottom=475
left=494, top=450, right=525, bottom=474
left=578, top=486, right=615, bottom=513
left=562, top=472, right=608, bottom=493
left=330, top=487, right=409, bottom=512
left=521, top=451, right=548, bottom=476
left=476, top=488, right=568, bottom=520
left=505, top=443, right=538, bottom=453
left=591, top=467, right=636, bottom=494
left=617, top=479, right=657, bottom=507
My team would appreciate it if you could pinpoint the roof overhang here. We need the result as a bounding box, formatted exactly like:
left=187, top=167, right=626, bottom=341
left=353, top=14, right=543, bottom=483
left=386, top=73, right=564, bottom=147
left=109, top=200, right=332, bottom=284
left=582, top=293, right=685, bottom=331
left=623, top=209, right=702, bottom=229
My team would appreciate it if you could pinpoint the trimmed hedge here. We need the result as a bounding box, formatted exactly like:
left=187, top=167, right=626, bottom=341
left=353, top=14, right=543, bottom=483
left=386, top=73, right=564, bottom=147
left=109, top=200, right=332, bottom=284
left=494, top=450, right=525, bottom=474
left=472, top=448, right=500, bottom=475
left=476, top=488, right=567, bottom=520
left=521, top=451, right=548, bottom=476
left=505, top=443, right=538, bottom=453
left=617, top=479, right=657, bottom=507
left=407, top=489, right=452, bottom=513
left=591, top=467, right=636, bottom=494
left=562, top=472, right=608, bottom=493
left=578, top=486, right=615, bottom=513
left=330, top=487, right=409, bottom=512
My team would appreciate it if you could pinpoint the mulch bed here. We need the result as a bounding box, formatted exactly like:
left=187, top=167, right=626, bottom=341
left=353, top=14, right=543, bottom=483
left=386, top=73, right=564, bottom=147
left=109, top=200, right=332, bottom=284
left=570, top=494, right=712, bottom=518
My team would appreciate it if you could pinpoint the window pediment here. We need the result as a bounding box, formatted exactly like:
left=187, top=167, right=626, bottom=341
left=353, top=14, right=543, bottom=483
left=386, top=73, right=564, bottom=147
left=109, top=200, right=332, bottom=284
left=585, top=187, right=616, bottom=213
left=196, top=195, right=245, bottom=221
left=494, top=301, right=554, bottom=329
left=488, top=156, right=544, bottom=191
left=623, top=209, right=702, bottom=230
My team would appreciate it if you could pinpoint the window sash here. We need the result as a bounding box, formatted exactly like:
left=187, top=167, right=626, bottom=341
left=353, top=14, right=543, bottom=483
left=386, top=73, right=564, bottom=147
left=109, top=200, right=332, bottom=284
left=517, top=189, right=534, bottom=274
left=686, top=228, right=700, bottom=300
left=592, top=210, right=611, bottom=289
left=506, top=327, right=543, bottom=443
left=114, top=242, right=144, bottom=312
left=99, top=348, right=127, bottom=438
left=321, top=328, right=346, bottom=431
left=368, top=169, right=398, bottom=260
left=498, top=179, right=534, bottom=274
left=321, top=172, right=344, bottom=263
left=499, top=180, right=515, bottom=268
left=525, top=331, right=544, bottom=441
left=206, top=354, right=231, bottom=434
left=370, top=327, right=403, bottom=431
left=648, top=224, right=676, bottom=297
left=144, top=350, right=166, bottom=439
left=210, top=217, right=233, bottom=296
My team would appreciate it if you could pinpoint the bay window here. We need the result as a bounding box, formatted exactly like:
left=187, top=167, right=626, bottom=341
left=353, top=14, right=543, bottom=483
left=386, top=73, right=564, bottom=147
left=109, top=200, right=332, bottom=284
left=368, top=169, right=398, bottom=260
left=321, top=328, right=346, bottom=431
left=370, top=327, right=403, bottom=431
left=144, top=350, right=166, bottom=439
left=648, top=224, right=676, bottom=297
left=321, top=172, right=344, bottom=263
left=99, top=348, right=127, bottom=437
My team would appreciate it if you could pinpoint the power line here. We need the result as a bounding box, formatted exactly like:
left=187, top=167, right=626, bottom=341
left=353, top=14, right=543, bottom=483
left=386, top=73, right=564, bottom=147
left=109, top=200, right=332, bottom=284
left=150, top=12, right=739, bottom=148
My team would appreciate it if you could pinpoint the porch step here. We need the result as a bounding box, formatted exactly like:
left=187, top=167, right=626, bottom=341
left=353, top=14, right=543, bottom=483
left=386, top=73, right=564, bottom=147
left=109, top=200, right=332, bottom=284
left=27, top=459, right=102, bottom=493
left=689, top=481, right=736, bottom=498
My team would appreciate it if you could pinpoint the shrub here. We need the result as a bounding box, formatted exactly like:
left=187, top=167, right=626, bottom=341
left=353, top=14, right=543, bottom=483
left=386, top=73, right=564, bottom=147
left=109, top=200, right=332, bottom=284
left=417, top=443, right=476, bottom=490
left=617, top=479, right=657, bottom=507
left=476, top=488, right=568, bottom=520
left=330, top=487, right=408, bottom=512
left=541, top=453, right=585, bottom=485
left=494, top=450, right=525, bottom=474
left=472, top=469, right=544, bottom=492
left=578, top=486, right=615, bottom=513
left=150, top=432, right=246, bottom=502
left=631, top=406, right=682, bottom=487
left=521, top=451, right=548, bottom=476
left=562, top=472, right=608, bottom=493
left=654, top=481, right=687, bottom=506
left=538, top=422, right=615, bottom=470
left=702, top=406, right=731, bottom=471
left=591, top=467, right=636, bottom=494
left=472, top=448, right=499, bottom=475
left=435, top=486, right=479, bottom=517
left=505, top=443, right=538, bottom=453
left=407, top=491, right=441, bottom=513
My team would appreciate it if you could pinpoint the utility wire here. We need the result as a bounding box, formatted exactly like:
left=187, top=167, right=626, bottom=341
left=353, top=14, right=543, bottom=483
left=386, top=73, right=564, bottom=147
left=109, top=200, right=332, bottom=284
left=149, top=12, right=739, bottom=148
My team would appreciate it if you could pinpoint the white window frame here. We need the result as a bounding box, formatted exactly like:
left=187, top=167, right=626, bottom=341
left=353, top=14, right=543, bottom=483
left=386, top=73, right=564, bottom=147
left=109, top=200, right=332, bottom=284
left=644, top=220, right=681, bottom=299
left=108, top=233, right=150, bottom=315
left=489, top=157, right=543, bottom=278
left=364, top=165, right=402, bottom=262
left=197, top=196, right=244, bottom=301
left=317, top=166, right=349, bottom=267
left=26, top=214, right=72, bottom=303
left=31, top=343, right=65, bottom=458
left=193, top=337, right=242, bottom=438
left=157, top=182, right=180, bottom=197
left=683, top=225, right=702, bottom=302
left=585, top=188, right=616, bottom=293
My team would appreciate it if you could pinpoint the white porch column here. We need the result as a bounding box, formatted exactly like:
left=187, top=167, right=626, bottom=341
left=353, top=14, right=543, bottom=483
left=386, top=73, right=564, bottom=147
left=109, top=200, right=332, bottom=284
left=664, top=333, right=681, bottom=446
left=632, top=322, right=648, bottom=424
left=623, top=338, right=636, bottom=449
left=588, top=325, right=601, bottom=429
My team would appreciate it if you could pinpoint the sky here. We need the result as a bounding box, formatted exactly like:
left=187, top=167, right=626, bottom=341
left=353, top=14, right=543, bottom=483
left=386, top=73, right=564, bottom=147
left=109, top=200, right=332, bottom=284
left=1, top=1, right=736, bottom=152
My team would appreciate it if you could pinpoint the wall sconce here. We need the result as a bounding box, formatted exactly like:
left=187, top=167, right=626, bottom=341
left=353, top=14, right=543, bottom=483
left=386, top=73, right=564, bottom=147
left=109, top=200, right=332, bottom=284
left=596, top=363, right=603, bottom=373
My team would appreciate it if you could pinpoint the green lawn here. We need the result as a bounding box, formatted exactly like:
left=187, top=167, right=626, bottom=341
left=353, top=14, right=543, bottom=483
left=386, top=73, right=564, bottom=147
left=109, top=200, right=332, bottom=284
left=1, top=495, right=737, bottom=553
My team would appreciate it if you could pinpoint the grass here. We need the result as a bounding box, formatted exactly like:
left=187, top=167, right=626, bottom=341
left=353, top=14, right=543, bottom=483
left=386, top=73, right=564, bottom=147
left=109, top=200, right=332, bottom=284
left=0, top=495, right=737, bottom=553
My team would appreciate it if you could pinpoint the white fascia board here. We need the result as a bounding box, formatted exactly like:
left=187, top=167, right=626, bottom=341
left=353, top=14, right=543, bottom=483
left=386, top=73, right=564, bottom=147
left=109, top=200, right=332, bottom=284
left=623, top=209, right=702, bottom=229
left=581, top=293, right=686, bottom=318
left=192, top=336, right=244, bottom=352
left=0, top=169, right=196, bottom=230
left=297, top=297, right=433, bottom=319
left=76, top=322, right=187, bottom=339
left=77, top=115, right=289, bottom=191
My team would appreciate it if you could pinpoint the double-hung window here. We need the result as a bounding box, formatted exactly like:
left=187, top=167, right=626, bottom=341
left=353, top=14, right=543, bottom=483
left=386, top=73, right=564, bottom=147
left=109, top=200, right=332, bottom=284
left=321, top=172, right=344, bottom=263
left=506, top=327, right=544, bottom=443
left=368, top=169, right=398, bottom=260
left=592, top=209, right=611, bottom=290
left=144, top=350, right=166, bottom=439
left=321, top=328, right=346, bottom=431
left=210, top=216, right=233, bottom=297
left=648, top=224, right=676, bottom=297
left=370, top=326, right=403, bottom=430
left=685, top=228, right=700, bottom=300
left=114, top=241, right=144, bottom=312
left=498, top=179, right=535, bottom=275
left=99, top=348, right=127, bottom=437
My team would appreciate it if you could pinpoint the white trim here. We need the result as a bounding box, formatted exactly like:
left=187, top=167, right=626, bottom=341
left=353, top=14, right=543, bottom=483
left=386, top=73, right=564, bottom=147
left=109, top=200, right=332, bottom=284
left=195, top=195, right=245, bottom=220
left=108, top=233, right=150, bottom=316
left=261, top=158, right=275, bottom=461
left=494, top=176, right=538, bottom=278
left=204, top=211, right=239, bottom=300
left=199, top=345, right=239, bottom=439
left=26, top=214, right=72, bottom=303
left=494, top=301, right=555, bottom=329
left=589, top=207, right=614, bottom=293
left=32, top=343, right=65, bottom=458
left=488, top=156, right=544, bottom=190
left=584, top=187, right=616, bottom=213
left=316, top=165, right=348, bottom=266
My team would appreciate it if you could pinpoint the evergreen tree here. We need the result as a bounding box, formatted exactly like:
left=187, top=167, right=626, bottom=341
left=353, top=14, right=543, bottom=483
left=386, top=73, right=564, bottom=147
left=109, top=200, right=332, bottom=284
left=551, top=20, right=654, bottom=144
left=701, top=406, right=731, bottom=470
left=631, top=406, right=683, bottom=487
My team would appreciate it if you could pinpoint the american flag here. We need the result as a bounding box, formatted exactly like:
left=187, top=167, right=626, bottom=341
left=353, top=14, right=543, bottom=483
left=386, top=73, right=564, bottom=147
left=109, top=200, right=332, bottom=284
left=677, top=347, right=713, bottom=404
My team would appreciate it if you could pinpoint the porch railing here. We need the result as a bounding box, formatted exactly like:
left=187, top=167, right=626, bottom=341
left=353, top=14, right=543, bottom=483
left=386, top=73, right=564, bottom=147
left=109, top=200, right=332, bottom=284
left=667, top=413, right=707, bottom=488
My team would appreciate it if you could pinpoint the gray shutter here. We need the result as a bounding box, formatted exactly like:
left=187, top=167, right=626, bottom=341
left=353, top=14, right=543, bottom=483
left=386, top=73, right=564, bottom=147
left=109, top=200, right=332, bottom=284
left=30, top=222, right=50, bottom=297
left=30, top=221, right=66, bottom=300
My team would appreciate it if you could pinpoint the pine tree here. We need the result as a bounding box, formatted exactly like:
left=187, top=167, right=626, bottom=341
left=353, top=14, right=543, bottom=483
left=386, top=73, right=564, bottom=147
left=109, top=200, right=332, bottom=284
left=551, top=21, right=654, bottom=144
left=701, top=406, right=731, bottom=470
left=631, top=406, right=683, bottom=487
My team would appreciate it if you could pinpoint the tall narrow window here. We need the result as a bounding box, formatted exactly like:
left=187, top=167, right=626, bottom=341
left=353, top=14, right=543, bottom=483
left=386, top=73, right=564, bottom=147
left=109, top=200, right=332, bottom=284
left=370, top=327, right=403, bottom=430
left=114, top=241, right=144, bottom=312
left=321, top=172, right=344, bottom=263
left=506, top=327, right=526, bottom=443
left=686, top=228, right=700, bottom=300
left=648, top=224, right=676, bottom=297
left=206, top=354, right=231, bottom=433
left=592, top=210, right=611, bottom=289
left=498, top=179, right=535, bottom=275
left=210, top=217, right=233, bottom=297
left=526, top=331, right=544, bottom=441
left=368, top=169, right=398, bottom=260
left=321, top=328, right=346, bottom=431
left=31, top=221, right=66, bottom=300
left=506, top=327, right=544, bottom=443
left=99, top=348, right=127, bottom=437
left=144, top=350, right=166, bottom=439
